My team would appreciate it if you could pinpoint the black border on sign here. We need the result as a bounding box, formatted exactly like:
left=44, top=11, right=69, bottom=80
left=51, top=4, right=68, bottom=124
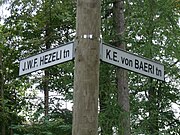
left=102, top=42, right=164, bottom=66
left=19, top=42, right=74, bottom=61
left=19, top=42, right=74, bottom=76
left=101, top=42, right=165, bottom=81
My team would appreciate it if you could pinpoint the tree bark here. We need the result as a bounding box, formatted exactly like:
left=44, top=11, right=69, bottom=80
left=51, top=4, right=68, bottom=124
left=43, top=0, right=52, bottom=117
left=43, top=26, right=50, bottom=117
left=114, top=0, right=130, bottom=134
left=148, top=79, right=159, bottom=134
left=43, top=25, right=51, bottom=116
left=0, top=49, right=5, bottom=135
left=72, top=0, right=101, bottom=135
left=147, top=0, right=159, bottom=133
left=43, top=69, right=49, bottom=117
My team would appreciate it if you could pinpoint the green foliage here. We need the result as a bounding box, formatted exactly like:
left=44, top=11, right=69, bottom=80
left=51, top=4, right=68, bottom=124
left=125, top=0, right=180, bottom=134
left=11, top=118, right=71, bottom=135
left=10, top=109, right=72, bottom=135
left=99, top=62, right=117, bottom=134
left=100, top=0, right=180, bottom=134
left=0, top=0, right=179, bottom=134
left=1, top=0, right=75, bottom=134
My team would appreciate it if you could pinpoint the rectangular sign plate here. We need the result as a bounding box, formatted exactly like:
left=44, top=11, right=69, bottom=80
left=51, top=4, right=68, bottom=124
left=19, top=42, right=74, bottom=76
left=101, top=43, right=164, bottom=81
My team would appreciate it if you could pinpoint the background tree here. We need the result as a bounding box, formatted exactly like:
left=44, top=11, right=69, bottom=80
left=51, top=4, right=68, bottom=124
left=0, top=24, right=5, bottom=135
left=100, top=0, right=180, bottom=134
left=125, top=0, right=180, bottom=134
left=99, top=0, right=118, bottom=134
left=0, top=0, right=179, bottom=134
left=0, top=22, right=27, bottom=135
left=113, top=0, right=130, bottom=134
left=99, top=0, right=130, bottom=134
left=1, top=0, right=76, bottom=134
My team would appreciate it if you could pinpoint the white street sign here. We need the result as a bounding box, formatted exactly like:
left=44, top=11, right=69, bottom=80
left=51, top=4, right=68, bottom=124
left=101, top=43, right=164, bottom=81
left=19, top=42, right=74, bottom=76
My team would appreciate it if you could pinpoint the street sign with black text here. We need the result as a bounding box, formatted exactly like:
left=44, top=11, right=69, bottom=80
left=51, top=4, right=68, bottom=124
left=19, top=42, right=74, bottom=76
left=100, top=43, right=164, bottom=81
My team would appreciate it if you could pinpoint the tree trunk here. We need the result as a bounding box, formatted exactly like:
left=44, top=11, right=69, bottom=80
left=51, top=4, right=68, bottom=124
left=43, top=25, right=51, bottom=116
left=43, top=69, right=49, bottom=117
left=43, top=0, right=52, bottom=117
left=147, top=0, right=159, bottom=133
left=148, top=79, right=159, bottom=134
left=114, top=0, right=130, bottom=134
left=72, top=0, right=101, bottom=135
left=0, top=49, right=5, bottom=135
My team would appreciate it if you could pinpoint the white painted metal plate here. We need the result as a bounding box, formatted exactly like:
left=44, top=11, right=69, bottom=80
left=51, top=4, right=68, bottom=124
left=19, top=42, right=74, bottom=76
left=101, top=43, right=164, bottom=81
